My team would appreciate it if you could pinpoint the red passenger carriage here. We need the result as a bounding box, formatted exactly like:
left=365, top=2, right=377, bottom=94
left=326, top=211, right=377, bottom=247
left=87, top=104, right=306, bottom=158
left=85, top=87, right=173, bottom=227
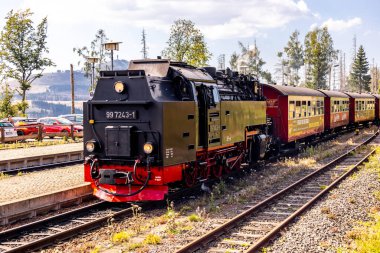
left=262, top=84, right=325, bottom=146
left=318, top=90, right=350, bottom=131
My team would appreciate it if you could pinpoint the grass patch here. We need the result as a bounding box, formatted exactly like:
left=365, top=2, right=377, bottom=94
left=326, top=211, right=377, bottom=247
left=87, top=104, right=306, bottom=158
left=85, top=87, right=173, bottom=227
left=144, top=234, right=162, bottom=245
left=341, top=213, right=380, bottom=252
left=188, top=213, right=202, bottom=222
left=111, top=230, right=134, bottom=244
left=0, top=139, right=80, bottom=150
left=0, top=172, right=10, bottom=180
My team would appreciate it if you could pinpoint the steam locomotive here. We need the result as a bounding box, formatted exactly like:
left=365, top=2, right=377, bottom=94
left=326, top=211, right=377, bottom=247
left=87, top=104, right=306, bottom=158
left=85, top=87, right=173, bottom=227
left=83, top=59, right=268, bottom=202
left=83, top=59, right=379, bottom=202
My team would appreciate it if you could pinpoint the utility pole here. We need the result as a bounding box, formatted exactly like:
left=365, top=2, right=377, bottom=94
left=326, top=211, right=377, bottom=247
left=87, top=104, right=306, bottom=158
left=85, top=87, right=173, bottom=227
left=70, top=64, right=75, bottom=114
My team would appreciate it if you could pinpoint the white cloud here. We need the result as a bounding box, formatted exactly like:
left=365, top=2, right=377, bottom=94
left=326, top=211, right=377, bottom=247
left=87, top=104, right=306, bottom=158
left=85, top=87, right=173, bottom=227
left=21, top=0, right=311, bottom=40
left=321, top=17, right=362, bottom=31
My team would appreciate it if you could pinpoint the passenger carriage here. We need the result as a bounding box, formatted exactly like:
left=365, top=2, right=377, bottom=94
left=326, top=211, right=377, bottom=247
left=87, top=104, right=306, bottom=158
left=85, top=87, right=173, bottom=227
left=344, top=92, right=375, bottom=125
left=262, top=84, right=325, bottom=146
left=318, top=90, right=350, bottom=131
left=372, top=94, right=380, bottom=125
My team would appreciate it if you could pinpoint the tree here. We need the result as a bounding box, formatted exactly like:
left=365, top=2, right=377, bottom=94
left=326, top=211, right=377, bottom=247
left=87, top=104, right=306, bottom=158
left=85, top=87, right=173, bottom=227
left=229, top=52, right=238, bottom=71
left=73, top=29, right=109, bottom=78
left=262, top=71, right=273, bottom=84
left=162, top=19, right=211, bottom=67
left=238, top=41, right=266, bottom=78
left=350, top=45, right=371, bottom=93
left=141, top=28, right=148, bottom=59
left=284, top=30, right=303, bottom=86
left=0, top=9, right=55, bottom=114
left=304, top=27, right=337, bottom=89
left=0, top=84, right=18, bottom=118
left=274, top=51, right=289, bottom=85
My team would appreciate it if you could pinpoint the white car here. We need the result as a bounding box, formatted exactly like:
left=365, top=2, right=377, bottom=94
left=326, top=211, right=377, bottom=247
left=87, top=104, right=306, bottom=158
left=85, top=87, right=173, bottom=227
left=0, top=122, right=18, bottom=138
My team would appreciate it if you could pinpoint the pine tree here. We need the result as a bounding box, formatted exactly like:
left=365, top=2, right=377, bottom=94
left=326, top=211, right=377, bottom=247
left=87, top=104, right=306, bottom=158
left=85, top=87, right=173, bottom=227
left=304, top=27, right=336, bottom=89
left=350, top=45, right=371, bottom=93
left=284, top=30, right=303, bottom=86
left=141, top=28, right=148, bottom=59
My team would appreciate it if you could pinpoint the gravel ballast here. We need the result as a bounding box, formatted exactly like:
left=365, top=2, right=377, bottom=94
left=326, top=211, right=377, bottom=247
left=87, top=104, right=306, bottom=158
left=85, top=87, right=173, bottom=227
left=39, top=128, right=378, bottom=253
left=268, top=150, right=380, bottom=253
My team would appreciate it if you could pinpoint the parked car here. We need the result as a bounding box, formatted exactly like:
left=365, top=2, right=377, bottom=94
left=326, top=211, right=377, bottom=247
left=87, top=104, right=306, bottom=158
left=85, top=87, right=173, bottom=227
left=0, top=122, right=18, bottom=138
left=37, top=117, right=83, bottom=135
left=12, top=117, right=39, bottom=135
left=58, top=114, right=83, bottom=125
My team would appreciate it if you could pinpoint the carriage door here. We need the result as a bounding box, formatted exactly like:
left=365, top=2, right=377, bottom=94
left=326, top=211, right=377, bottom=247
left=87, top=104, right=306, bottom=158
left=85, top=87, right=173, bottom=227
left=196, top=84, right=221, bottom=148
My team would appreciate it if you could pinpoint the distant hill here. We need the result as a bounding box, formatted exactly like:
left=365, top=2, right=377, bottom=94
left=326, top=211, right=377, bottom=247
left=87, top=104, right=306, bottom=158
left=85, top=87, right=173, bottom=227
left=18, top=59, right=130, bottom=117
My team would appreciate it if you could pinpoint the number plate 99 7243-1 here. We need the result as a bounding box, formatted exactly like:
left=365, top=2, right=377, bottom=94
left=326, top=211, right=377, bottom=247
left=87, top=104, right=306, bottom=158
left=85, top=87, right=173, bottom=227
left=105, top=111, right=137, bottom=119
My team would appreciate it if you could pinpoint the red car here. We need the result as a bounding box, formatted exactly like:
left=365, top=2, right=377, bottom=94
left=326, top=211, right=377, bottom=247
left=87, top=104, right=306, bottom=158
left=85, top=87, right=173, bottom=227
left=37, top=117, right=83, bottom=135
left=13, top=117, right=39, bottom=135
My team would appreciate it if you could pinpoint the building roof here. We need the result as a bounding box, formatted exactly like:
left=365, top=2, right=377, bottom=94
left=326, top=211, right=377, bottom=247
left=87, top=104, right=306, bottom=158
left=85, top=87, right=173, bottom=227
left=343, top=92, right=375, bottom=99
left=318, top=90, right=349, bottom=98
left=262, top=84, right=325, bottom=97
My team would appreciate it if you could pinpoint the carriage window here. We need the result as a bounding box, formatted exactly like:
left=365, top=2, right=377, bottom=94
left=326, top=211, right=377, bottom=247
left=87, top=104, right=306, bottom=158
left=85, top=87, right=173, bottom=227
left=308, top=101, right=312, bottom=116
left=289, top=101, right=295, bottom=119
left=296, top=101, right=301, bottom=118
left=302, top=101, right=307, bottom=117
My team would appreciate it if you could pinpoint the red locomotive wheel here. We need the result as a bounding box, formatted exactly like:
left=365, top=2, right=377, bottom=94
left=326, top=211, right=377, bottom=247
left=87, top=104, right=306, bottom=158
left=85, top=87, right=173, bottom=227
left=183, top=166, right=197, bottom=187
left=212, top=165, right=223, bottom=178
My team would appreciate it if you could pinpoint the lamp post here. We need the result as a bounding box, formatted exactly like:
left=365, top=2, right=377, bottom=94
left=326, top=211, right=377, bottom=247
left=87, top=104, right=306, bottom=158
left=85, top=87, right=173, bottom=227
left=103, top=41, right=122, bottom=70
left=86, top=56, right=99, bottom=93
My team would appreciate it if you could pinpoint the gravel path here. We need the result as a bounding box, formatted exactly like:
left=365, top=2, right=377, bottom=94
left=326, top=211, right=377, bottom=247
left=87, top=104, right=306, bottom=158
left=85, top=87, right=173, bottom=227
left=0, top=143, right=83, bottom=161
left=0, top=165, right=85, bottom=203
left=268, top=151, right=380, bottom=253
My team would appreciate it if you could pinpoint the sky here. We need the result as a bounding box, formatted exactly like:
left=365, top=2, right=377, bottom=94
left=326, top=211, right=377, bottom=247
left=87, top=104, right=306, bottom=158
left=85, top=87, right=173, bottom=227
left=0, top=0, right=379, bottom=82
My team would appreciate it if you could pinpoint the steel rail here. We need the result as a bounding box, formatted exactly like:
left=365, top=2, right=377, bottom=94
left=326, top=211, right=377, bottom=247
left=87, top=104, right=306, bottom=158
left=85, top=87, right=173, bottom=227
left=0, top=201, right=136, bottom=253
left=176, top=129, right=379, bottom=253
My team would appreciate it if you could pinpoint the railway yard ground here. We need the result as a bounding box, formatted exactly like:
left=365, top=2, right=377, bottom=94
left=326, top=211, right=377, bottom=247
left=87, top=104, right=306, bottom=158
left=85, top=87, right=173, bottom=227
left=0, top=127, right=379, bottom=252
left=0, top=126, right=371, bottom=253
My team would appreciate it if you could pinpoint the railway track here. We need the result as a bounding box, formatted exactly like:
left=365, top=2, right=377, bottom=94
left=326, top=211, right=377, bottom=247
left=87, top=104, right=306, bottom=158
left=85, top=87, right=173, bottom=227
left=176, top=130, right=379, bottom=253
left=0, top=201, right=134, bottom=253
left=0, top=150, right=83, bottom=175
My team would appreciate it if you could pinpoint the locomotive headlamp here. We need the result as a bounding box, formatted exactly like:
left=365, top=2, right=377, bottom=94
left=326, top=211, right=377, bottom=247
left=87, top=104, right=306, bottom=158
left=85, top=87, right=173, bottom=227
left=143, top=142, right=153, bottom=154
left=86, top=140, right=96, bottom=152
left=114, top=81, right=125, bottom=93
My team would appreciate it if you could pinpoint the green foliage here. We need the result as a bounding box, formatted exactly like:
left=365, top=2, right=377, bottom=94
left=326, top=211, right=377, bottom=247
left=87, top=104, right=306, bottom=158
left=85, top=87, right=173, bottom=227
left=0, top=9, right=54, bottom=114
left=73, top=29, right=109, bottom=80
left=162, top=19, right=211, bottom=67
left=229, top=52, right=239, bottom=71
left=349, top=45, right=371, bottom=93
left=304, top=27, right=337, bottom=89
left=238, top=41, right=266, bottom=78
left=0, top=84, right=17, bottom=118
left=284, top=30, right=304, bottom=86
